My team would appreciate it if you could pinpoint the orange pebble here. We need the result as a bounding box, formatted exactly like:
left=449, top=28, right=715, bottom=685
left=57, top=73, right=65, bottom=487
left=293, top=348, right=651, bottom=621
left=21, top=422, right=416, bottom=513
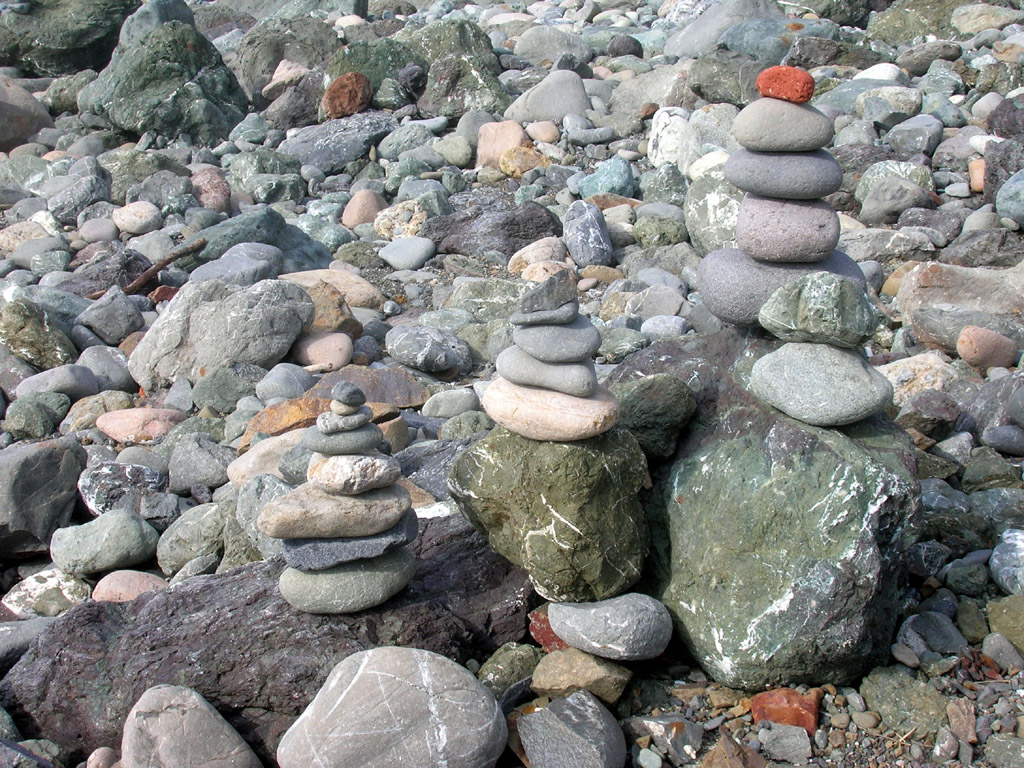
left=969, top=157, right=985, bottom=193
left=756, top=65, right=816, bottom=103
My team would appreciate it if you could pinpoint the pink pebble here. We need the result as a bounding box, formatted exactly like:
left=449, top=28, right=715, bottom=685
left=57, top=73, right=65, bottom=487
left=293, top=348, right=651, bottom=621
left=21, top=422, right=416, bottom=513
left=956, top=325, right=1019, bottom=371
left=291, top=331, right=354, bottom=371
left=95, top=408, right=188, bottom=444
left=92, top=570, right=168, bottom=602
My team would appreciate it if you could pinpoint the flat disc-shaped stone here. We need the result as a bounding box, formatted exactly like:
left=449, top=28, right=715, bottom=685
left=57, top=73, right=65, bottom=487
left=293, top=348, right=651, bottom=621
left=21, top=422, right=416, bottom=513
left=735, top=194, right=840, bottom=263
left=732, top=98, right=834, bottom=152
left=749, top=343, right=893, bottom=426
left=496, top=346, right=598, bottom=398
left=481, top=376, right=618, bottom=441
left=281, top=508, right=419, bottom=570
left=278, top=547, right=416, bottom=614
left=725, top=148, right=842, bottom=200
left=257, top=483, right=411, bottom=539
left=512, top=314, right=601, bottom=364
left=510, top=300, right=579, bottom=327
left=299, top=423, right=383, bottom=455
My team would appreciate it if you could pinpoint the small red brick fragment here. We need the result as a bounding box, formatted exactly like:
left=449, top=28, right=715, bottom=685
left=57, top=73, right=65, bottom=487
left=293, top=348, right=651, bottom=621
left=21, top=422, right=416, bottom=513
left=321, top=72, right=373, bottom=119
left=755, top=66, right=815, bottom=103
left=528, top=605, right=570, bottom=652
left=750, top=688, right=820, bottom=735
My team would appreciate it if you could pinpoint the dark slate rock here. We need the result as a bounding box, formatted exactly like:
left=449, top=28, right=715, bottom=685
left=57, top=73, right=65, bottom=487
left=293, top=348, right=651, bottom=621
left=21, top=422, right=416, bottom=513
left=0, top=438, right=87, bottom=561
left=394, top=437, right=480, bottom=501
left=519, top=271, right=577, bottom=314
left=0, top=618, right=56, bottom=678
left=281, top=508, right=419, bottom=570
left=0, top=514, right=531, bottom=765
left=563, top=199, right=613, bottom=268
left=418, top=201, right=561, bottom=261
left=725, top=148, right=843, bottom=200
left=299, top=423, right=383, bottom=455
left=519, top=690, right=626, bottom=768
left=940, top=229, right=1024, bottom=269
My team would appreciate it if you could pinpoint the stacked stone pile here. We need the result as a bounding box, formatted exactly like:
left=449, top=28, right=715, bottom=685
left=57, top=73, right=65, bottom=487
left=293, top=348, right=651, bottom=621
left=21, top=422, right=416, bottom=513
left=483, top=270, right=618, bottom=442
left=256, top=381, right=417, bottom=614
left=698, top=66, right=893, bottom=427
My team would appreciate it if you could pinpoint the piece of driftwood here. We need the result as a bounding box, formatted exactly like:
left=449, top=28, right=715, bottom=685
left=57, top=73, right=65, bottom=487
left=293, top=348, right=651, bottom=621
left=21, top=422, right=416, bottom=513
left=84, top=237, right=207, bottom=300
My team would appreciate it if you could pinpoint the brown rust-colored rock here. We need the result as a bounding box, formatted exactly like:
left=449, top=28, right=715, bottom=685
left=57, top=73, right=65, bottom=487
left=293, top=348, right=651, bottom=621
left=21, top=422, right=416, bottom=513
left=320, top=72, right=373, bottom=119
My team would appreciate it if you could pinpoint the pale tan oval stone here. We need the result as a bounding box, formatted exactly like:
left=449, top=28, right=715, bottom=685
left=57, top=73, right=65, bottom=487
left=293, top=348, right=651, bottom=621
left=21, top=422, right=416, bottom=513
left=481, top=376, right=619, bottom=441
left=226, top=429, right=306, bottom=487
left=306, top=451, right=402, bottom=495
left=280, top=269, right=384, bottom=310
left=258, top=483, right=412, bottom=539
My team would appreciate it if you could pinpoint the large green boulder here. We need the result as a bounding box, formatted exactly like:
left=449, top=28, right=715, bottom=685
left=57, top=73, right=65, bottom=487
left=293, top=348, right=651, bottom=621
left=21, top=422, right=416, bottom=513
left=417, top=54, right=513, bottom=120
left=449, top=427, right=650, bottom=602
left=394, top=19, right=499, bottom=71
left=0, top=0, right=140, bottom=77
left=97, top=148, right=191, bottom=205
left=612, top=329, right=918, bottom=689
left=326, top=39, right=427, bottom=91
left=78, top=22, right=248, bottom=146
left=608, top=373, right=696, bottom=461
left=865, top=0, right=963, bottom=45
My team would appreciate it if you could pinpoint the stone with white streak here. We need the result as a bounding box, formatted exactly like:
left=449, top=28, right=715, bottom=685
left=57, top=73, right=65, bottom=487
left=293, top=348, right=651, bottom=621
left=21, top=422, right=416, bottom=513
left=547, top=593, right=674, bottom=661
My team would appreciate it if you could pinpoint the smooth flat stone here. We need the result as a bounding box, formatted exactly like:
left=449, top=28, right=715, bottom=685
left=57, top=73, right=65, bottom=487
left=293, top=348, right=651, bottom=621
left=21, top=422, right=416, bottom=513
left=307, top=451, right=402, bottom=495
left=496, top=346, right=598, bottom=398
left=732, top=98, right=834, bottom=152
left=735, top=194, right=840, bottom=263
left=520, top=270, right=577, bottom=313
left=547, top=593, right=674, bottom=661
left=278, top=547, right=416, bottom=614
left=512, top=315, right=602, bottom=364
left=281, top=507, right=419, bottom=570
left=749, top=342, right=893, bottom=427
left=696, top=248, right=866, bottom=326
left=724, top=148, right=842, bottom=200
left=299, top=423, right=383, bottom=455
left=257, top=483, right=412, bottom=539
left=481, top=377, right=619, bottom=441
left=315, top=406, right=373, bottom=435
left=510, top=300, right=579, bottom=327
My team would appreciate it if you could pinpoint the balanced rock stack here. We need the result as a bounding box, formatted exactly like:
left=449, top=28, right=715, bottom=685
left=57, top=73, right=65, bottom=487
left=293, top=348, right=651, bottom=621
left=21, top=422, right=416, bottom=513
left=697, top=65, right=892, bottom=427
left=256, top=382, right=417, bottom=614
left=485, top=270, right=618, bottom=441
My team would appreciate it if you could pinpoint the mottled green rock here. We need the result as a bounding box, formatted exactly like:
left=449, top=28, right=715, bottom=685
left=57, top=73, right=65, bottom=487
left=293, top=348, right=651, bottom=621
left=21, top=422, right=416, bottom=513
left=97, top=148, right=191, bottom=205
left=961, top=447, right=1024, bottom=493
left=326, top=38, right=426, bottom=90
left=988, top=595, right=1024, bottom=654
left=860, top=666, right=948, bottom=738
left=639, top=164, right=689, bottom=207
left=0, top=299, right=77, bottom=371
left=865, top=0, right=961, bottom=45
left=394, top=18, right=498, bottom=69
left=758, top=272, right=878, bottom=348
left=417, top=54, right=512, bottom=120
left=609, top=373, right=696, bottom=460
left=1, top=392, right=70, bottom=441
left=449, top=427, right=649, bottom=602
left=478, top=642, right=545, bottom=698
left=217, top=501, right=263, bottom=573
left=633, top=329, right=918, bottom=689
left=597, top=326, right=648, bottom=364
left=683, top=165, right=742, bottom=256
left=633, top=216, right=689, bottom=248
left=442, top=279, right=530, bottom=323
left=226, top=149, right=302, bottom=190
left=578, top=155, right=635, bottom=200
left=78, top=22, right=247, bottom=146
left=156, top=502, right=228, bottom=576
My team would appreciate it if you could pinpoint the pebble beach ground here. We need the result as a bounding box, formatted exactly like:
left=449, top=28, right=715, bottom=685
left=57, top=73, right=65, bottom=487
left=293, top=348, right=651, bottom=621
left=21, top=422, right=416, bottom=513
left=1, top=0, right=1024, bottom=766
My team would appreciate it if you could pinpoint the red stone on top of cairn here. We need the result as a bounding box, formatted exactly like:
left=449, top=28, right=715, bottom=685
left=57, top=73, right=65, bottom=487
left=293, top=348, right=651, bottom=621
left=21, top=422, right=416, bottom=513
left=755, top=65, right=815, bottom=104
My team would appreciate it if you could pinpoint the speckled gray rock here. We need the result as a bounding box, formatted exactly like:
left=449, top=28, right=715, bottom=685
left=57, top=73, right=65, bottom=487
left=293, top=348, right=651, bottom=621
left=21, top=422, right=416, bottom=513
left=49, top=508, right=159, bottom=576
left=563, top=200, right=613, bottom=268
left=277, top=646, right=506, bottom=768
left=121, top=684, right=262, bottom=768
left=512, top=315, right=602, bottom=364
left=504, top=69, right=593, bottom=124
left=255, top=363, right=316, bottom=402
left=991, top=529, right=1024, bottom=595
left=758, top=272, right=878, bottom=348
left=156, top=503, right=227, bottom=577
left=189, top=243, right=284, bottom=285
left=518, top=690, right=626, bottom=768
left=281, top=508, right=419, bottom=570
left=379, top=237, right=436, bottom=271
left=735, top=194, right=840, bottom=263
left=276, top=113, right=399, bottom=175
left=496, top=346, right=598, bottom=398
left=749, top=343, right=893, bottom=426
left=696, top=248, right=866, bottom=326
left=548, top=593, right=673, bottom=661
left=731, top=98, right=834, bottom=152
left=74, top=285, right=144, bottom=345
left=168, top=433, right=236, bottom=493
left=14, top=365, right=99, bottom=403
left=725, top=149, right=843, bottom=199
left=385, top=325, right=472, bottom=373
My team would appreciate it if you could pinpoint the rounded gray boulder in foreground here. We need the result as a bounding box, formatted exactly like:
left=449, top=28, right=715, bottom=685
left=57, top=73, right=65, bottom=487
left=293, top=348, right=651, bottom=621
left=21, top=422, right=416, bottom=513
left=749, top=342, right=893, bottom=427
left=696, top=248, right=865, bottom=326
left=735, top=194, right=840, bottom=263
left=277, top=646, right=506, bottom=768
left=548, top=593, right=673, bottom=661
left=725, top=148, right=843, bottom=200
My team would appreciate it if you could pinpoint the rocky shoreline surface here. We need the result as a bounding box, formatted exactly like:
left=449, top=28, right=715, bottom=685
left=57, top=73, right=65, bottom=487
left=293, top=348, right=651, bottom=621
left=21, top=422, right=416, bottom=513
left=0, top=0, right=1024, bottom=766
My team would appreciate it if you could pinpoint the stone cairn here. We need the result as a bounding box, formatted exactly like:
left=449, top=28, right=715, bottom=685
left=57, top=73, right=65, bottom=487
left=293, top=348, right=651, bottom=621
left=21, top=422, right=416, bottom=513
left=697, top=65, right=892, bottom=427
left=257, top=382, right=417, bottom=614
left=484, top=269, right=619, bottom=441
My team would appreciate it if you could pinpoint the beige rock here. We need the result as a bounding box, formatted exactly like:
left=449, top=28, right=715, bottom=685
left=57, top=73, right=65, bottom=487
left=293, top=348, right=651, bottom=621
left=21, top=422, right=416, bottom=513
left=957, top=325, right=1019, bottom=370
left=521, top=260, right=575, bottom=283
left=969, top=158, right=985, bottom=194
left=95, top=408, right=188, bottom=444
left=530, top=647, right=632, bottom=704
left=508, top=236, right=569, bottom=273
left=341, top=188, right=388, bottom=229
left=262, top=59, right=310, bottom=101
left=111, top=201, right=162, bottom=235
left=482, top=377, right=619, bottom=441
left=875, top=352, right=961, bottom=408
left=0, top=220, right=48, bottom=251
left=498, top=145, right=550, bottom=178
left=1, top=567, right=91, bottom=618
left=226, top=429, right=306, bottom=486
left=291, top=331, right=354, bottom=371
left=373, top=199, right=428, bottom=239
left=477, top=120, right=530, bottom=169
left=92, top=570, right=168, bottom=602
left=280, top=268, right=384, bottom=310
left=307, top=451, right=402, bottom=495
left=526, top=120, right=560, bottom=143
left=87, top=746, right=119, bottom=768
left=258, top=483, right=412, bottom=538
left=952, top=3, right=1024, bottom=35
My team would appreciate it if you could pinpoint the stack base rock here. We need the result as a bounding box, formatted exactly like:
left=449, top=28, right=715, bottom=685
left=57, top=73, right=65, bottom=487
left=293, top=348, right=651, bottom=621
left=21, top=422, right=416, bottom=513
left=481, top=377, right=618, bottom=441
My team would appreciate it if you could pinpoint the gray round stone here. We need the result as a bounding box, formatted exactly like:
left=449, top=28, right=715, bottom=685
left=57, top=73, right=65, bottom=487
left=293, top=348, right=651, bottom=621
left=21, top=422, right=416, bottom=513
left=510, top=301, right=580, bottom=327
left=421, top=388, right=480, bottom=419
left=49, top=508, right=160, bottom=576
left=316, top=406, right=373, bottom=434
left=512, top=315, right=602, bottom=364
left=300, top=423, right=383, bottom=456
left=495, top=345, right=598, bottom=397
left=330, top=381, right=366, bottom=406
left=14, top=364, right=99, bottom=403
left=281, top=508, right=419, bottom=570
left=696, top=248, right=866, bottom=326
left=255, top=363, right=316, bottom=402
left=724, top=149, right=843, bottom=200
left=735, top=194, right=840, bottom=263
left=189, top=242, right=284, bottom=286
left=277, top=547, right=417, bottom=614
left=749, top=343, right=893, bottom=427
left=547, top=593, right=673, bottom=661
left=75, top=345, right=136, bottom=392
left=379, top=236, right=436, bottom=271
left=732, top=98, right=835, bottom=152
